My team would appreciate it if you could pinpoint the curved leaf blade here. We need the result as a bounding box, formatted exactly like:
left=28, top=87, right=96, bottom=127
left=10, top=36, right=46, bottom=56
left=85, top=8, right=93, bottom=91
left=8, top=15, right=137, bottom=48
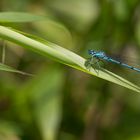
left=0, top=63, right=33, bottom=76
left=0, top=12, right=46, bottom=23
left=0, top=25, right=139, bottom=93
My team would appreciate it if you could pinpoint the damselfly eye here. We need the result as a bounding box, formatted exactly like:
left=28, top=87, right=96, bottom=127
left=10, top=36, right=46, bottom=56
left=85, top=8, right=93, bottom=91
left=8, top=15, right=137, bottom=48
left=88, top=50, right=95, bottom=55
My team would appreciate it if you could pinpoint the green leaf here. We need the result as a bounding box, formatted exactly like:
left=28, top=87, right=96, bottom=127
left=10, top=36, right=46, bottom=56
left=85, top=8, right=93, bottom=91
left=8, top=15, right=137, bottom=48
left=0, top=25, right=140, bottom=93
left=0, top=12, right=46, bottom=23
left=15, top=67, right=63, bottom=140
left=0, top=63, right=33, bottom=76
left=31, top=67, right=63, bottom=140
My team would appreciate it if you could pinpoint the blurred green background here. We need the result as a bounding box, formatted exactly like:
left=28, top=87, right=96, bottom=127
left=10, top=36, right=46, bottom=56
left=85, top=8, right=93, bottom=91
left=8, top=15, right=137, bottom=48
left=1, top=0, right=140, bottom=140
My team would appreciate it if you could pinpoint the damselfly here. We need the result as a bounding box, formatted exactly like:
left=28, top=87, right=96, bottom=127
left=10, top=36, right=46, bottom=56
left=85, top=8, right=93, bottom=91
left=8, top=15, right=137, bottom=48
left=85, top=50, right=140, bottom=73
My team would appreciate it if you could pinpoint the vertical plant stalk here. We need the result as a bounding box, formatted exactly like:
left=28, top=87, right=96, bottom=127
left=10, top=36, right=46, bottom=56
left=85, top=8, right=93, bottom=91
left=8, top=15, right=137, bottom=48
left=2, top=40, right=6, bottom=64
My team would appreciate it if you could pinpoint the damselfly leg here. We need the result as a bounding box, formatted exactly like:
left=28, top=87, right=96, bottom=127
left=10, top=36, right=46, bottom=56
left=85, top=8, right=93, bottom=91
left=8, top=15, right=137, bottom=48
left=85, top=57, right=101, bottom=74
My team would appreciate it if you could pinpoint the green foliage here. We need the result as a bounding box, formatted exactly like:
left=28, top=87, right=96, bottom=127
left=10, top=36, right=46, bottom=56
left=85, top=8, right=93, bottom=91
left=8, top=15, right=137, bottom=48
left=0, top=12, right=46, bottom=23
left=0, top=63, right=33, bottom=76
left=15, top=67, right=64, bottom=140
left=0, top=25, right=140, bottom=93
left=0, top=1, right=140, bottom=140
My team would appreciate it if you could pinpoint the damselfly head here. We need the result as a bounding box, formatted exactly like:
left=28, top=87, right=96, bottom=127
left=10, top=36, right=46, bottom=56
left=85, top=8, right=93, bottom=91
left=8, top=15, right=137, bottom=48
left=88, top=50, right=106, bottom=58
left=88, top=50, right=96, bottom=55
